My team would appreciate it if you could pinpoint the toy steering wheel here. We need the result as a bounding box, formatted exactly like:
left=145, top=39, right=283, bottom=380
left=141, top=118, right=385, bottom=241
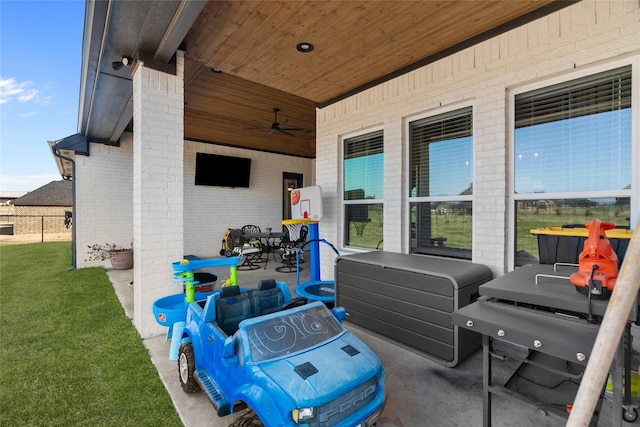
left=281, top=297, right=308, bottom=311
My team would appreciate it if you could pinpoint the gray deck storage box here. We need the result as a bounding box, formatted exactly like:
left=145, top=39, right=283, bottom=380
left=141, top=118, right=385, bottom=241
left=335, top=251, right=493, bottom=367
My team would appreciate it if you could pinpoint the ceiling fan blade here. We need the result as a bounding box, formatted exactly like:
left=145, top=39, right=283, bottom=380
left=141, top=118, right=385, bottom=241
left=244, top=120, right=271, bottom=131
left=278, top=118, right=290, bottom=128
left=278, top=129, right=295, bottom=137
left=281, top=127, right=311, bottom=132
left=245, top=107, right=312, bottom=136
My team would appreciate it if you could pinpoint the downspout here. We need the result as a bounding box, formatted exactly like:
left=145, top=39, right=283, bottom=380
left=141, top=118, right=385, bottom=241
left=53, top=145, right=77, bottom=271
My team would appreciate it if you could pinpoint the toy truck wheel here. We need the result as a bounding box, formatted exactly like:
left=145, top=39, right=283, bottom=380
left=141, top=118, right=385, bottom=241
left=229, top=408, right=263, bottom=427
left=178, top=342, right=200, bottom=393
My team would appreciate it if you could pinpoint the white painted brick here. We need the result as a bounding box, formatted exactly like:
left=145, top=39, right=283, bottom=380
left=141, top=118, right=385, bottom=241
left=76, top=135, right=134, bottom=270
left=316, top=0, right=639, bottom=275
left=580, top=1, right=597, bottom=26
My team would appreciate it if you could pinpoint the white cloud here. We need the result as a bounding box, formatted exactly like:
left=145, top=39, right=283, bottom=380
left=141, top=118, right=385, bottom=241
left=18, top=88, right=38, bottom=102
left=0, top=77, right=40, bottom=105
left=20, top=111, right=36, bottom=118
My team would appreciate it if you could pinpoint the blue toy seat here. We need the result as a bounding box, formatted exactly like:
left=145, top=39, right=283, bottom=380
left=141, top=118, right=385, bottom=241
left=250, top=279, right=284, bottom=316
left=216, top=291, right=251, bottom=336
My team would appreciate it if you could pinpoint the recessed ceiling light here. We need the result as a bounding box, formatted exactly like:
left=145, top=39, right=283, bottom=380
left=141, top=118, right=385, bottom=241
left=296, top=42, right=314, bottom=53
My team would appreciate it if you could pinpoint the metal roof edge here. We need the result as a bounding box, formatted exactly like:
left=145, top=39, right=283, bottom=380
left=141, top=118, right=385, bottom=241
left=78, top=0, right=111, bottom=136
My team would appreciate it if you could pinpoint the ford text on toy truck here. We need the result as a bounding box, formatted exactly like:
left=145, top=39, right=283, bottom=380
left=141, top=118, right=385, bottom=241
left=177, top=279, right=386, bottom=426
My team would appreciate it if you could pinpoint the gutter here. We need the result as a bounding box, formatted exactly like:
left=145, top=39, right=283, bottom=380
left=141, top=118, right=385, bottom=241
left=52, top=145, right=77, bottom=271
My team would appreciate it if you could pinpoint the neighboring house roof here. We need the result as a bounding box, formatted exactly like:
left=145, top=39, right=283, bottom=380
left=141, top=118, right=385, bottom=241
left=0, top=191, right=28, bottom=200
left=12, top=180, right=72, bottom=207
left=460, top=184, right=473, bottom=196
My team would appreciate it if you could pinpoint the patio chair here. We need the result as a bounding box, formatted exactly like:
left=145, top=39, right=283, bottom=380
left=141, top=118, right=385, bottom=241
left=234, top=243, right=262, bottom=271
left=275, top=225, right=308, bottom=273
left=241, top=224, right=267, bottom=262
left=241, top=224, right=261, bottom=245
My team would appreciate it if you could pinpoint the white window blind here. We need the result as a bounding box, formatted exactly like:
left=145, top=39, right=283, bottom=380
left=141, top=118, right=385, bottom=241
left=515, top=65, right=631, bottom=129
left=343, top=130, right=384, bottom=249
left=514, top=66, right=631, bottom=195
left=410, top=106, right=473, bottom=198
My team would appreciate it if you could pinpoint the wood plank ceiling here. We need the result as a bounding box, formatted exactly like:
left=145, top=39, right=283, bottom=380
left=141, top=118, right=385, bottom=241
left=182, top=0, right=560, bottom=158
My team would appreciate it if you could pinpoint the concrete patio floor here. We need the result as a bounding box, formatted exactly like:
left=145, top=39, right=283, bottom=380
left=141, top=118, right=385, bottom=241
left=107, top=259, right=636, bottom=427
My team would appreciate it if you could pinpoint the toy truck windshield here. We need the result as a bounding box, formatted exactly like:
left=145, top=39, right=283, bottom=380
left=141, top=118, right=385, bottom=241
left=246, top=305, right=343, bottom=363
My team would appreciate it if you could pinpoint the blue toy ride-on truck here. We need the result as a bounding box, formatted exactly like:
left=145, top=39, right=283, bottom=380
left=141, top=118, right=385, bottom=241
left=177, top=279, right=386, bottom=427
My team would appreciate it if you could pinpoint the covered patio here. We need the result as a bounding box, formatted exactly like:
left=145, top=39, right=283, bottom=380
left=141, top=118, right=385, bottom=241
left=47, top=1, right=640, bottom=424
left=106, top=261, right=633, bottom=427
left=49, top=0, right=590, bottom=339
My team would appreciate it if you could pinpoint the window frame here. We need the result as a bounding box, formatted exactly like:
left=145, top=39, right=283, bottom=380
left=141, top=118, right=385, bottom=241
left=341, top=127, right=384, bottom=250
left=507, top=57, right=639, bottom=271
left=406, top=103, right=475, bottom=259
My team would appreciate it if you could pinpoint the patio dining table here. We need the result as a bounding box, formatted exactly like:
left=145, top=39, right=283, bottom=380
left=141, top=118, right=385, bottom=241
left=243, top=231, right=287, bottom=266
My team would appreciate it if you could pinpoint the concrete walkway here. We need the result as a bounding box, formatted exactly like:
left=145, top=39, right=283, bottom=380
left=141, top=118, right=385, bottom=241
left=107, top=261, right=631, bottom=427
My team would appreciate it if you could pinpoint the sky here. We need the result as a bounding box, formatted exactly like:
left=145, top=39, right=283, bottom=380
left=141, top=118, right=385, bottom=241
left=0, top=0, right=85, bottom=192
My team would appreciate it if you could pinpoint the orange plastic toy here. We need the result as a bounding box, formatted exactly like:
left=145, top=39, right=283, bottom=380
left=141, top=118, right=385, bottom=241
left=570, top=219, right=618, bottom=299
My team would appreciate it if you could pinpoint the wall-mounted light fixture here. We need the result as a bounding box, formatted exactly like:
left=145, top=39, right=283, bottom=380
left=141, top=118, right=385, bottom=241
left=112, top=56, right=133, bottom=71
left=296, top=42, right=314, bottom=53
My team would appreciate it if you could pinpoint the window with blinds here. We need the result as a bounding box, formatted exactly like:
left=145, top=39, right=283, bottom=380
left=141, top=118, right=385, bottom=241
left=408, top=106, right=473, bottom=259
left=515, top=66, right=631, bottom=129
left=514, top=65, right=631, bottom=195
left=343, top=130, right=384, bottom=249
left=513, top=65, right=632, bottom=266
left=410, top=107, right=473, bottom=198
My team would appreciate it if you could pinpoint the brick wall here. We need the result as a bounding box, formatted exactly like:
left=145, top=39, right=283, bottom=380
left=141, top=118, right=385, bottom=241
left=132, top=52, right=187, bottom=337
left=316, top=0, right=640, bottom=278
left=75, top=134, right=134, bottom=269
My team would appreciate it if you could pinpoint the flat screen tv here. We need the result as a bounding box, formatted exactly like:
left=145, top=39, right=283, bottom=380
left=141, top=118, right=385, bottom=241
left=195, top=152, right=251, bottom=188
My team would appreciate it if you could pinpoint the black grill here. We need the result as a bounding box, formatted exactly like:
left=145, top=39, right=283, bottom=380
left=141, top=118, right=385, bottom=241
left=317, top=375, right=378, bottom=427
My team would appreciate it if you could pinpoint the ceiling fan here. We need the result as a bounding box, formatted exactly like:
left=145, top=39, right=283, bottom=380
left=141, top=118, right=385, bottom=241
left=245, top=108, right=312, bottom=136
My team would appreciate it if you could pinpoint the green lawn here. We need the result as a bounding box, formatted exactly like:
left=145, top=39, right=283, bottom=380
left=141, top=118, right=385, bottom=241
left=0, top=242, right=182, bottom=426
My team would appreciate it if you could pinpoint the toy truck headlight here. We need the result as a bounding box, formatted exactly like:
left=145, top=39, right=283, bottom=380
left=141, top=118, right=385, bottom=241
left=292, top=407, right=316, bottom=424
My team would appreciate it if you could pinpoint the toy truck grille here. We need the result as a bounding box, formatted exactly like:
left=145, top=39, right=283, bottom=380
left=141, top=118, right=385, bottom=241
left=317, top=375, right=378, bottom=426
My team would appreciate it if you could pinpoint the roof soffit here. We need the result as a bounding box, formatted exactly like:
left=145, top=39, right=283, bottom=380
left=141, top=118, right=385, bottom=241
left=78, top=0, right=576, bottom=157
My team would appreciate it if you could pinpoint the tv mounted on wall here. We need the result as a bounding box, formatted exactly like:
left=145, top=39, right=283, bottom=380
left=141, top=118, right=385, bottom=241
left=195, top=152, right=251, bottom=188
